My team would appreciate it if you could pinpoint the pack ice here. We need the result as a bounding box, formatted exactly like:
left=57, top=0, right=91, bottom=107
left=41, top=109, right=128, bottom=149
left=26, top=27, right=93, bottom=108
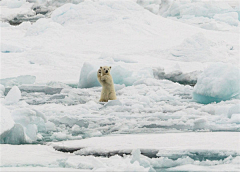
left=193, top=63, right=240, bottom=104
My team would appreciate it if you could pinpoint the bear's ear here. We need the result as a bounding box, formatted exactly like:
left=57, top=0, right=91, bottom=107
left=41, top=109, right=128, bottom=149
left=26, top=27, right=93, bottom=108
left=100, top=66, right=102, bottom=69
left=109, top=66, right=111, bottom=69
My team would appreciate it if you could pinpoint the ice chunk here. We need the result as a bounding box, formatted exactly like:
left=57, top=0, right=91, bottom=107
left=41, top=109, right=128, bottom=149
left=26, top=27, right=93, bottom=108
left=11, top=108, right=46, bottom=142
left=50, top=132, right=82, bottom=141
left=193, top=63, right=240, bottom=104
left=111, top=65, right=135, bottom=86
left=0, top=84, right=5, bottom=96
left=227, top=104, right=240, bottom=118
left=0, top=75, right=36, bottom=87
left=78, top=62, right=153, bottom=88
left=0, top=105, right=15, bottom=136
left=103, top=100, right=122, bottom=107
left=193, top=118, right=207, bottom=130
left=45, top=121, right=56, bottom=131
left=56, top=116, right=89, bottom=128
left=50, top=132, right=69, bottom=141
left=131, top=149, right=151, bottom=168
left=25, top=124, right=38, bottom=141
left=1, top=124, right=27, bottom=144
left=0, top=105, right=29, bottom=144
left=153, top=67, right=201, bottom=86
left=230, top=114, right=240, bottom=124
left=78, top=62, right=101, bottom=88
left=5, top=86, right=21, bottom=104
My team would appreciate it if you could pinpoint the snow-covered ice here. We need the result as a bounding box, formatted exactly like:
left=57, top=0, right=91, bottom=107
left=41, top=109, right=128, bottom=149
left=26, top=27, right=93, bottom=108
left=1, top=0, right=240, bottom=171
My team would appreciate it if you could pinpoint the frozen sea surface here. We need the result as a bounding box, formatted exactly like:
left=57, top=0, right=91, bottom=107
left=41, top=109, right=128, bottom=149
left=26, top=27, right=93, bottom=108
left=1, top=0, right=240, bottom=171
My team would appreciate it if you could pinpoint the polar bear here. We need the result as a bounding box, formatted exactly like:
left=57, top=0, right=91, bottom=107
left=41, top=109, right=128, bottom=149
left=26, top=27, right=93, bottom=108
left=97, top=66, right=117, bottom=102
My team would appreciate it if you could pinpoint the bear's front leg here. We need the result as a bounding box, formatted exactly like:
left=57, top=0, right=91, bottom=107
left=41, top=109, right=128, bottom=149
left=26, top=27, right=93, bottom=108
left=97, top=69, right=103, bottom=85
left=97, top=69, right=101, bottom=78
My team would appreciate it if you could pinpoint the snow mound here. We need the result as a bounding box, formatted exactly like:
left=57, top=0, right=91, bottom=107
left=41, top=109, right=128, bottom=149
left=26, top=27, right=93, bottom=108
left=25, top=18, right=62, bottom=36
left=5, top=86, right=21, bottom=104
left=193, top=63, right=240, bottom=104
left=78, top=62, right=153, bottom=88
left=166, top=33, right=236, bottom=63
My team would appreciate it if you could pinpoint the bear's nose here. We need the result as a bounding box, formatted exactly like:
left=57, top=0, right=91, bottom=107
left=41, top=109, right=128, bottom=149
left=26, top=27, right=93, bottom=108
left=106, top=70, right=108, bottom=73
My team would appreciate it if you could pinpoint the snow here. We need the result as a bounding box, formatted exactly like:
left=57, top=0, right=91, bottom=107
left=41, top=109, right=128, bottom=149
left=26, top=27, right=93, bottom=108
left=193, top=63, right=240, bottom=104
left=5, top=86, right=21, bottom=104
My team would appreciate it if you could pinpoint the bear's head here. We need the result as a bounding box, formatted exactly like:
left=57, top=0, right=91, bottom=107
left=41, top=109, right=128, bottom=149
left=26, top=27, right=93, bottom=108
left=100, top=66, right=111, bottom=76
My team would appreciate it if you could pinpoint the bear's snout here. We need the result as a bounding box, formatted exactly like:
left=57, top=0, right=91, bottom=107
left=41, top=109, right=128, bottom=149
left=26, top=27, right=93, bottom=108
left=105, top=70, right=108, bottom=73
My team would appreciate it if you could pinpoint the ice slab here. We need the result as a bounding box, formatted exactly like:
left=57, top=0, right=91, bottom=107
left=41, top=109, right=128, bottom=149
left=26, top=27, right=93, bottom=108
left=193, top=63, right=240, bottom=104
left=51, top=133, right=240, bottom=156
left=5, top=85, right=63, bottom=95
left=0, top=75, right=36, bottom=87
